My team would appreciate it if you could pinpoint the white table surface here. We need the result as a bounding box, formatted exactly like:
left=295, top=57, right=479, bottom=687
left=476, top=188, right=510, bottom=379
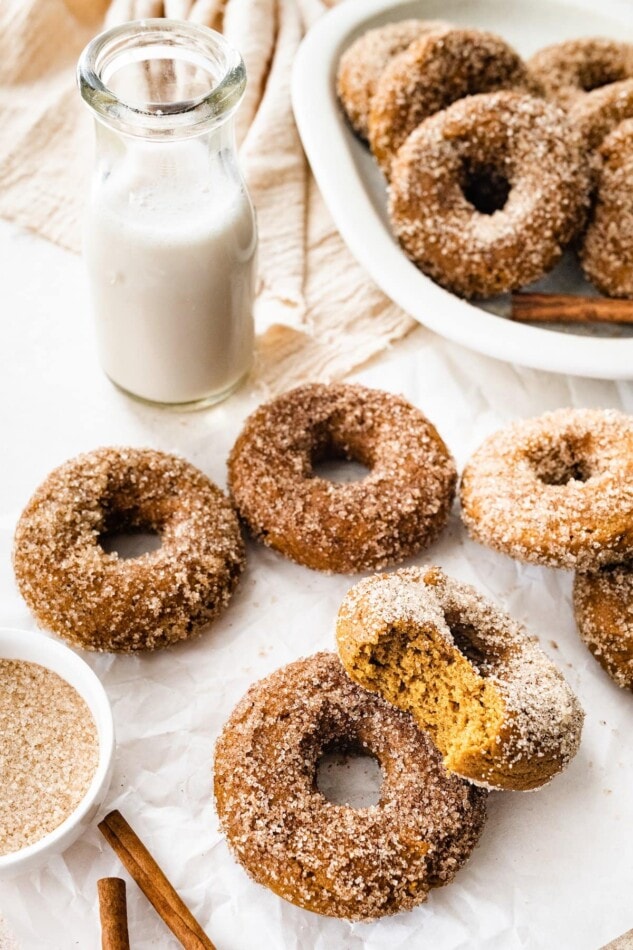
left=0, top=217, right=632, bottom=950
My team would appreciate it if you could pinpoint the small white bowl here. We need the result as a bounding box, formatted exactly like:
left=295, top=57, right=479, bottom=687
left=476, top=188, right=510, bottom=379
left=0, top=628, right=115, bottom=878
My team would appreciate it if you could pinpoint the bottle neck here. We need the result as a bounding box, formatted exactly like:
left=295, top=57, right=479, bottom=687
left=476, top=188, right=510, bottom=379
left=92, top=109, right=237, bottom=157
left=78, top=19, right=246, bottom=142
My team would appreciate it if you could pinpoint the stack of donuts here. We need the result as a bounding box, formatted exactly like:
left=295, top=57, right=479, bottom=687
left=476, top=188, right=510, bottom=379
left=337, top=23, right=633, bottom=299
left=16, top=382, right=625, bottom=921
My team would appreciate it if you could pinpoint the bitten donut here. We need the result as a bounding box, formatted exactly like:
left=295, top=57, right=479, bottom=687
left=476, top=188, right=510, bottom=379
left=336, top=19, right=450, bottom=141
left=214, top=652, right=487, bottom=920
left=528, top=38, right=633, bottom=110
left=368, top=28, right=541, bottom=174
left=13, top=447, right=244, bottom=652
left=389, top=92, right=589, bottom=299
left=337, top=567, right=583, bottom=792
left=228, top=383, right=456, bottom=573
left=574, top=565, right=633, bottom=690
left=581, top=121, right=633, bottom=297
left=460, top=409, right=633, bottom=570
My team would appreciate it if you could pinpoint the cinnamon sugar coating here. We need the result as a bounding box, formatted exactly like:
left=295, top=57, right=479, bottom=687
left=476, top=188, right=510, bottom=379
left=461, top=409, right=633, bottom=570
left=571, top=79, right=633, bottom=157
left=574, top=564, right=633, bottom=690
left=13, top=447, right=244, bottom=652
left=214, top=652, right=487, bottom=920
left=0, top=660, right=99, bottom=855
left=389, top=92, right=589, bottom=299
left=227, top=383, right=456, bottom=573
left=368, top=28, right=542, bottom=175
left=528, top=38, right=633, bottom=111
left=337, top=567, right=583, bottom=792
left=336, top=19, right=450, bottom=141
left=581, top=120, right=633, bottom=297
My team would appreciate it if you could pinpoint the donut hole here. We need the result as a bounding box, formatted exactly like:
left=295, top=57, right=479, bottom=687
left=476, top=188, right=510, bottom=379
left=316, top=746, right=383, bottom=808
left=312, top=457, right=371, bottom=483
left=449, top=622, right=489, bottom=669
left=310, top=431, right=373, bottom=484
left=460, top=161, right=511, bottom=215
left=98, top=511, right=163, bottom=559
left=528, top=439, right=592, bottom=485
left=579, top=66, right=627, bottom=92
left=582, top=76, right=618, bottom=92
left=99, top=528, right=162, bottom=559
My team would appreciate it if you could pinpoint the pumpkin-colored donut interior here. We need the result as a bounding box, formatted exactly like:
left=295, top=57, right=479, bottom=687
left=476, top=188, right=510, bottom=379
left=348, top=618, right=506, bottom=777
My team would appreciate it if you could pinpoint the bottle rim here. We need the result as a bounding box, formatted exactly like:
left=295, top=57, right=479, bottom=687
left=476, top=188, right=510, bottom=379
left=77, top=19, right=246, bottom=140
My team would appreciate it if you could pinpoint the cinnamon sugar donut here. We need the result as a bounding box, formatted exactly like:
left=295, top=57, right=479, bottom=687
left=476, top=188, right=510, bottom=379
left=571, top=79, right=633, bottom=153
left=368, top=28, right=542, bottom=174
left=228, top=383, right=456, bottom=573
left=528, top=38, right=633, bottom=111
left=581, top=120, right=633, bottom=297
left=336, top=19, right=450, bottom=141
left=574, top=564, right=633, bottom=690
left=336, top=567, right=583, bottom=792
left=461, top=409, right=633, bottom=570
left=13, top=448, right=244, bottom=652
left=214, top=652, right=487, bottom=920
left=389, top=92, right=589, bottom=299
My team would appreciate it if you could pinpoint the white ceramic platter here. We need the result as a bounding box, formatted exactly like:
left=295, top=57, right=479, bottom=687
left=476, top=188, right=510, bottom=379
left=292, top=0, right=633, bottom=379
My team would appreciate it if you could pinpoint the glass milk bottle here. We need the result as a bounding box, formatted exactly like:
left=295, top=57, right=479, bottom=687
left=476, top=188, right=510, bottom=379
left=77, top=20, right=257, bottom=408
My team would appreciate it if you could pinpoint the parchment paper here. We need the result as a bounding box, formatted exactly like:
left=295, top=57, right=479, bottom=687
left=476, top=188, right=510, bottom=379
left=0, top=225, right=632, bottom=949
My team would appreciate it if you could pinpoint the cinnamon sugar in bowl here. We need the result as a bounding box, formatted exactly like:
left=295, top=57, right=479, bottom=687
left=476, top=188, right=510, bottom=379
left=0, top=629, right=114, bottom=878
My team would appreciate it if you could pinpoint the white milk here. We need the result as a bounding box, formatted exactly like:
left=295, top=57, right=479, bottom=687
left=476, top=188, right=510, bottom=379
left=84, top=137, right=256, bottom=406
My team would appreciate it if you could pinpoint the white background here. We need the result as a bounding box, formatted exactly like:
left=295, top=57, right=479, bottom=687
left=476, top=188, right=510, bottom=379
left=0, top=218, right=632, bottom=949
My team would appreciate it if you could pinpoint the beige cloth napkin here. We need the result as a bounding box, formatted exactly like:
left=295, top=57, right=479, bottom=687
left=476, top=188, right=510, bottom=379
left=0, top=0, right=414, bottom=395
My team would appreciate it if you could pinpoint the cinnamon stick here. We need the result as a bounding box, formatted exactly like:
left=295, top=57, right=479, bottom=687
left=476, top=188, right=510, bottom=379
left=601, top=926, right=633, bottom=949
left=511, top=293, right=633, bottom=324
left=98, top=878, right=130, bottom=950
left=99, top=810, right=215, bottom=950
